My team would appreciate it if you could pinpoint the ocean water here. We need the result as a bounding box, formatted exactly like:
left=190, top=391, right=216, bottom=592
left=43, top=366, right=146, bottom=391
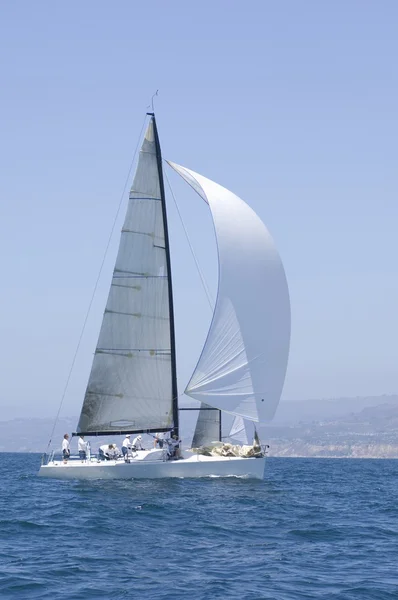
left=0, top=455, right=397, bottom=600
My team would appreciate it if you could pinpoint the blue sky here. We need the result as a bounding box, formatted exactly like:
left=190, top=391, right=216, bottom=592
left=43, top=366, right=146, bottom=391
left=0, top=1, right=397, bottom=420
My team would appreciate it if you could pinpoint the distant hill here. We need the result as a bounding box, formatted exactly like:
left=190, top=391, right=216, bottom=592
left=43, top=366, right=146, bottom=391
left=1, top=394, right=398, bottom=457
left=263, top=399, right=398, bottom=458
left=273, top=394, right=398, bottom=424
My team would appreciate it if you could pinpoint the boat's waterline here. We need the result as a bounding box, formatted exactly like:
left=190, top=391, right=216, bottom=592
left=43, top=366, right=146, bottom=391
left=38, top=454, right=266, bottom=480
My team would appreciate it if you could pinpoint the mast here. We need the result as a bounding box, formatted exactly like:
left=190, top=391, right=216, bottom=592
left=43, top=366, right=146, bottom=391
left=149, top=113, right=179, bottom=438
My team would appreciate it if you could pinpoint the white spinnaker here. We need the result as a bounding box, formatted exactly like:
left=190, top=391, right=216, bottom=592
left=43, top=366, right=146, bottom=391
left=77, top=120, right=174, bottom=434
left=167, top=162, right=290, bottom=423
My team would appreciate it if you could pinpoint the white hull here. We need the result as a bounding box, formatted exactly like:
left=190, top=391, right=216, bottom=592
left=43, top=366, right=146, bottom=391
left=38, top=451, right=265, bottom=480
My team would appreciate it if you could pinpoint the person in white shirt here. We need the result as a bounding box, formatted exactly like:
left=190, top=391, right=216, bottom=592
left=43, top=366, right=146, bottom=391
left=99, top=444, right=116, bottom=461
left=132, top=435, right=144, bottom=450
left=62, top=434, right=70, bottom=462
left=122, top=435, right=132, bottom=460
left=78, top=435, right=87, bottom=461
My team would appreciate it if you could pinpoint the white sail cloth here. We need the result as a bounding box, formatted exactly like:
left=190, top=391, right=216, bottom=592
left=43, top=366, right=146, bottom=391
left=167, top=162, right=290, bottom=423
left=191, top=403, right=220, bottom=448
left=77, top=120, right=174, bottom=434
left=228, top=416, right=252, bottom=445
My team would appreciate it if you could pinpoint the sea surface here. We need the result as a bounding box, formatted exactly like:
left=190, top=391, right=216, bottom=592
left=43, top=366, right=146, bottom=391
left=0, top=454, right=397, bottom=600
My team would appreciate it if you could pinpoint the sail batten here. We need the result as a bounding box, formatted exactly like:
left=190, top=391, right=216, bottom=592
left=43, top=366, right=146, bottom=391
left=77, top=118, right=177, bottom=435
left=167, top=161, right=290, bottom=423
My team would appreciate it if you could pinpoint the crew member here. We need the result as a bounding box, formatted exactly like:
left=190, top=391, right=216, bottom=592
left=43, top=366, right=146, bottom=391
left=132, top=435, right=144, bottom=450
left=167, top=434, right=181, bottom=459
left=78, top=435, right=87, bottom=461
left=99, top=444, right=115, bottom=460
left=62, top=433, right=70, bottom=463
left=122, top=434, right=132, bottom=460
left=154, top=432, right=165, bottom=448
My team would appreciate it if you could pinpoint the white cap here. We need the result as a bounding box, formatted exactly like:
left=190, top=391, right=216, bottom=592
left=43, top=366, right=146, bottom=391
left=137, top=435, right=142, bottom=440
left=125, top=434, right=130, bottom=438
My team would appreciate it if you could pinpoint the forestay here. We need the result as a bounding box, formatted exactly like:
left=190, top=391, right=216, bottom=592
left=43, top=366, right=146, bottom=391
left=77, top=120, right=174, bottom=434
left=167, top=162, right=290, bottom=423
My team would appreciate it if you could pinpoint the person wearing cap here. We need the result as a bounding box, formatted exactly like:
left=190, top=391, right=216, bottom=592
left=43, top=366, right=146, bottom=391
left=78, top=435, right=88, bottom=461
left=122, top=434, right=132, bottom=459
left=62, top=433, right=70, bottom=463
left=132, top=435, right=144, bottom=451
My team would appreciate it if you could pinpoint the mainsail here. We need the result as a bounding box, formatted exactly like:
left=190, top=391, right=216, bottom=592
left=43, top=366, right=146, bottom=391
left=167, top=162, right=290, bottom=423
left=77, top=117, right=178, bottom=435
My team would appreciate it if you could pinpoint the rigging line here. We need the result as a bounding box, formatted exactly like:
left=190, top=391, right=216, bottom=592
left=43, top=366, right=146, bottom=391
left=151, top=90, right=158, bottom=112
left=45, top=113, right=148, bottom=453
left=164, top=167, right=214, bottom=313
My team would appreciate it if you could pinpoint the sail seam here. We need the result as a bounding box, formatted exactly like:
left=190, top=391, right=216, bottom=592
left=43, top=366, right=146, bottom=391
left=128, top=196, right=161, bottom=201
left=86, top=391, right=171, bottom=400
left=113, top=270, right=167, bottom=278
left=104, top=309, right=168, bottom=320
left=111, top=283, right=141, bottom=289
left=121, top=229, right=156, bottom=236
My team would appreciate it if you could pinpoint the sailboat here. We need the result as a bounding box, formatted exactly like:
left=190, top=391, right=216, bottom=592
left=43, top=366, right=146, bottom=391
left=39, top=113, right=290, bottom=480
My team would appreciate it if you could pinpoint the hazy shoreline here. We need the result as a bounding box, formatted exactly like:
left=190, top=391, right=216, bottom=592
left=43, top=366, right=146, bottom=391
left=1, top=394, right=397, bottom=457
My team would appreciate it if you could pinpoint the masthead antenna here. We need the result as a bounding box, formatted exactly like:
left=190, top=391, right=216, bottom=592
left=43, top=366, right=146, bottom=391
left=148, top=89, right=158, bottom=114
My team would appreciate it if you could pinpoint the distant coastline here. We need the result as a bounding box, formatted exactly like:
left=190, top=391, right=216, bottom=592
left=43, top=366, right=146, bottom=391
left=1, top=394, right=397, bottom=457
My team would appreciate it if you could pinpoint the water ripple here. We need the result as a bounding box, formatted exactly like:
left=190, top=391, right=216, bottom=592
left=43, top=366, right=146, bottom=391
left=0, top=454, right=398, bottom=599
